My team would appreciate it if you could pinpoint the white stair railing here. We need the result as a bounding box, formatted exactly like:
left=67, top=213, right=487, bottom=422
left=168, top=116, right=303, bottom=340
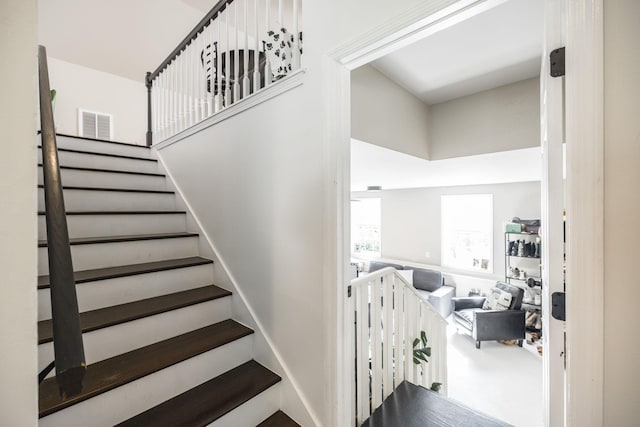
left=349, top=267, right=448, bottom=425
left=146, top=0, right=303, bottom=145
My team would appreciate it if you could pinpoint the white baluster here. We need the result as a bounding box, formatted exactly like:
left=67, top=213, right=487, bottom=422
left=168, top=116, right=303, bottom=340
left=278, top=0, right=283, bottom=25
left=382, top=275, right=394, bottom=400
left=356, top=284, right=370, bottom=423
left=243, top=0, right=249, bottom=98
left=264, top=0, right=271, bottom=87
left=233, top=1, right=240, bottom=102
left=216, top=12, right=223, bottom=111
left=404, top=287, right=414, bottom=382
left=293, top=0, right=300, bottom=70
left=199, top=31, right=207, bottom=121
left=186, top=40, right=196, bottom=127
left=177, top=53, right=184, bottom=132
left=253, top=0, right=260, bottom=93
left=183, top=49, right=188, bottom=128
left=371, top=275, right=382, bottom=409
left=394, top=277, right=404, bottom=386
left=224, top=8, right=231, bottom=105
left=208, top=18, right=216, bottom=117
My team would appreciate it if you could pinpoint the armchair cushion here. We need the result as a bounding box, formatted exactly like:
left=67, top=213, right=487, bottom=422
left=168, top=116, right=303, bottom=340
left=407, top=267, right=443, bottom=292
left=368, top=261, right=403, bottom=273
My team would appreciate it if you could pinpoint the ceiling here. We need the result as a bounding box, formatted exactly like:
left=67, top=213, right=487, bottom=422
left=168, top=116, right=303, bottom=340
left=38, top=0, right=218, bottom=82
left=371, top=0, right=544, bottom=105
left=351, top=139, right=541, bottom=192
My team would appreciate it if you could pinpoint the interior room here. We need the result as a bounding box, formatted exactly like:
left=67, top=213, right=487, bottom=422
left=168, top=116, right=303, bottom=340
left=350, top=0, right=544, bottom=425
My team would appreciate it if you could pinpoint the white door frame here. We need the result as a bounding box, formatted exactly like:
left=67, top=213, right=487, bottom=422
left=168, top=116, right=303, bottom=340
left=323, top=0, right=604, bottom=425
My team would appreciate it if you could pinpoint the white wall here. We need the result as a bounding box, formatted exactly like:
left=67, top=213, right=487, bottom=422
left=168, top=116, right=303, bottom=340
left=0, top=0, right=38, bottom=424
left=428, top=77, right=540, bottom=159
left=155, top=1, right=463, bottom=424
left=603, top=0, right=640, bottom=424
left=351, top=64, right=430, bottom=160
left=47, top=57, right=147, bottom=145
left=353, top=181, right=541, bottom=280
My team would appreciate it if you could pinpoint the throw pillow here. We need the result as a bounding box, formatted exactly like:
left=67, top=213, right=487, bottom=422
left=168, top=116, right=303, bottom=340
left=397, top=269, right=414, bottom=285
left=482, top=287, right=513, bottom=311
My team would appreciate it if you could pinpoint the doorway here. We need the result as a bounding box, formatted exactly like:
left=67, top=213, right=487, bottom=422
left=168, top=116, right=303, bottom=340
left=328, top=0, right=604, bottom=425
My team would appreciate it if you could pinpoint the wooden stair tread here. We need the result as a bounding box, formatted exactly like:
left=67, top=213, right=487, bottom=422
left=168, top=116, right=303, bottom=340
left=116, top=360, right=280, bottom=427
left=38, top=232, right=198, bottom=247
left=38, top=184, right=174, bottom=194
left=39, top=146, right=158, bottom=162
left=38, top=163, right=165, bottom=177
left=39, top=320, right=253, bottom=418
left=362, top=381, right=511, bottom=427
left=38, top=256, right=213, bottom=289
left=38, top=210, right=186, bottom=215
left=38, top=285, right=231, bottom=344
left=257, top=410, right=301, bottom=427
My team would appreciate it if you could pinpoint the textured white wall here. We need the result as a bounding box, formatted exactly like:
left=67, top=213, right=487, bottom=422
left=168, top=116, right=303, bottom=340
left=353, top=181, right=541, bottom=279
left=0, top=0, right=38, bottom=424
left=603, top=0, right=640, bottom=424
left=429, top=77, right=540, bottom=159
left=47, top=57, right=147, bottom=145
left=351, top=64, right=431, bottom=160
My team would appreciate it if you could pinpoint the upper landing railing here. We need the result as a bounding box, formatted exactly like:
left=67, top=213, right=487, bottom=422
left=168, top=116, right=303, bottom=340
left=146, top=0, right=302, bottom=145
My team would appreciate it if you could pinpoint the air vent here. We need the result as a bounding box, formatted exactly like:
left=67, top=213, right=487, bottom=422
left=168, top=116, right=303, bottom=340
left=78, top=109, right=113, bottom=140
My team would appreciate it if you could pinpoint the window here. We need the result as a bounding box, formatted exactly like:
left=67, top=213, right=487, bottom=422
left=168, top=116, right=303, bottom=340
left=351, top=198, right=381, bottom=258
left=441, top=194, right=493, bottom=272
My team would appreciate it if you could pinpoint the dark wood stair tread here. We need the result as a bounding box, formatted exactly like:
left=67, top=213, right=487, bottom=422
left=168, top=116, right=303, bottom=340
left=38, top=210, right=186, bottom=216
left=39, top=146, right=158, bottom=162
left=257, top=411, right=301, bottom=427
left=38, top=232, right=198, bottom=247
left=116, top=360, right=280, bottom=427
left=38, top=256, right=213, bottom=289
left=38, top=285, right=231, bottom=344
left=38, top=184, right=174, bottom=194
left=39, top=320, right=253, bottom=418
left=362, top=381, right=511, bottom=427
left=38, top=163, right=165, bottom=177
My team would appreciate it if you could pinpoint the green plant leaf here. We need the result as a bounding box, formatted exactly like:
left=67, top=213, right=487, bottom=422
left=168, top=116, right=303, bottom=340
left=430, top=382, right=442, bottom=392
left=421, top=331, right=428, bottom=346
left=412, top=338, right=419, bottom=348
left=50, top=89, right=56, bottom=102
left=413, top=356, right=420, bottom=365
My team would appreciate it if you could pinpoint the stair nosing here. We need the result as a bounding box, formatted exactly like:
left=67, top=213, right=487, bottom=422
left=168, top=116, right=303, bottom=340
left=38, top=232, right=198, bottom=248
left=38, top=256, right=213, bottom=289
left=37, top=210, right=186, bottom=216
left=38, top=285, right=232, bottom=344
left=38, top=131, right=149, bottom=148
left=38, top=163, right=165, bottom=177
left=37, top=184, right=174, bottom=194
left=40, top=146, right=158, bottom=162
left=115, top=360, right=281, bottom=427
left=39, top=320, right=254, bottom=418
left=257, top=410, right=302, bottom=427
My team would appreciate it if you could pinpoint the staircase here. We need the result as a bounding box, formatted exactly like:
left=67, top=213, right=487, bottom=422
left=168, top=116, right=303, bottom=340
left=37, top=134, right=300, bottom=427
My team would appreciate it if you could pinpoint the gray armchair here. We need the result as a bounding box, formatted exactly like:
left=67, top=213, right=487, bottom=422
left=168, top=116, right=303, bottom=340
left=452, top=281, right=525, bottom=349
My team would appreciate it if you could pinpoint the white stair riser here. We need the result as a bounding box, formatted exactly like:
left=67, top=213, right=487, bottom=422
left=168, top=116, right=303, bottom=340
left=208, top=385, right=281, bottom=427
left=38, top=264, right=214, bottom=321
left=39, top=336, right=253, bottom=427
left=38, top=236, right=199, bottom=275
left=38, top=188, right=176, bottom=211
left=46, top=135, right=152, bottom=159
left=38, top=150, right=159, bottom=174
left=38, top=213, right=186, bottom=240
left=39, top=298, right=232, bottom=376
left=38, top=167, right=167, bottom=191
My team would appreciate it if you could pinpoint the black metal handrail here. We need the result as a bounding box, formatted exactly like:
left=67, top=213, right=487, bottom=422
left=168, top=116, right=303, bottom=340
left=38, top=45, right=86, bottom=398
left=145, top=0, right=233, bottom=146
